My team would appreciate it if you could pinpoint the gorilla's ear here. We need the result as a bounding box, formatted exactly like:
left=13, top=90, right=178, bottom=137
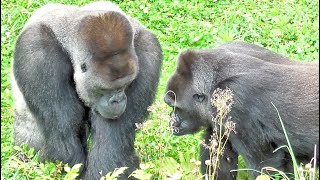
left=177, top=50, right=195, bottom=77
left=78, top=11, right=133, bottom=55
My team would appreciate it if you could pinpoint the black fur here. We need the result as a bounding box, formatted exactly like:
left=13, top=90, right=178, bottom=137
left=164, top=41, right=319, bottom=179
left=14, top=24, right=87, bottom=165
left=12, top=2, right=162, bottom=180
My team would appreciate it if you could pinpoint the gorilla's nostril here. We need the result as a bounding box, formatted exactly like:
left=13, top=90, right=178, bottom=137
left=109, top=92, right=126, bottom=104
left=111, top=99, right=120, bottom=104
left=80, top=63, right=87, bottom=72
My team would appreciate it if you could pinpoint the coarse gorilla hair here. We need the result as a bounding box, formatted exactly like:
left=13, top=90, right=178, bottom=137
left=164, top=41, right=319, bottom=179
left=12, top=2, right=162, bottom=179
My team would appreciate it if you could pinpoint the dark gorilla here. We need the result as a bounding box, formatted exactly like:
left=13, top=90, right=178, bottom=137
left=164, top=42, right=319, bottom=179
left=12, top=2, right=162, bottom=179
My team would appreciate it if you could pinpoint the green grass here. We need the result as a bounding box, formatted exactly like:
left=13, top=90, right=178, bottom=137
left=1, top=0, right=318, bottom=179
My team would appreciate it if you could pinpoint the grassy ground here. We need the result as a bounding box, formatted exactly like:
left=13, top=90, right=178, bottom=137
left=1, top=0, right=318, bottom=179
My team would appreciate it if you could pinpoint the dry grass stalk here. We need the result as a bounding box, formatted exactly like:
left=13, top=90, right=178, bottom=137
left=204, top=87, right=236, bottom=179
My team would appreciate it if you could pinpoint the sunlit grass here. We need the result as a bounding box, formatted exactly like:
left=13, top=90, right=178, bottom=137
left=1, top=0, right=318, bottom=179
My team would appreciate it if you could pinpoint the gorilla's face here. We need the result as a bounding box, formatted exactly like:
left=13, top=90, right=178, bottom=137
left=164, top=92, right=210, bottom=136
left=164, top=50, right=215, bottom=135
left=73, top=12, right=138, bottom=119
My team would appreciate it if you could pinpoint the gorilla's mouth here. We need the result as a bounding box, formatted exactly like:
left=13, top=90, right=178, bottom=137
left=94, top=109, right=121, bottom=119
left=94, top=103, right=126, bottom=120
left=93, top=93, right=127, bottom=120
left=169, top=113, right=183, bottom=135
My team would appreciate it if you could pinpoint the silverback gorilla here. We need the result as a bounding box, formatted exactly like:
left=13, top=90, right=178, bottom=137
left=12, top=2, right=162, bottom=179
left=164, top=42, right=319, bottom=179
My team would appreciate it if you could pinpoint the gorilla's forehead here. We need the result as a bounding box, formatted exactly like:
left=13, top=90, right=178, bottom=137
left=190, top=60, right=214, bottom=93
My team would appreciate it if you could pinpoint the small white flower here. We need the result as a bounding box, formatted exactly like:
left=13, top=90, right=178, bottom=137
left=305, top=163, right=312, bottom=170
left=205, top=160, right=211, bottom=166
left=195, top=161, right=201, bottom=166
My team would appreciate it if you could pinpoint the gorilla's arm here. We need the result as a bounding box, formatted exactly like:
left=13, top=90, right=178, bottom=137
left=83, top=114, right=139, bottom=179
left=13, top=23, right=86, bottom=166
left=83, top=27, right=162, bottom=179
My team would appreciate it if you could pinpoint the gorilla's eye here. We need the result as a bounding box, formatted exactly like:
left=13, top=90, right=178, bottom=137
left=81, top=63, right=87, bottom=73
left=193, top=93, right=206, bottom=102
left=110, top=50, right=121, bottom=56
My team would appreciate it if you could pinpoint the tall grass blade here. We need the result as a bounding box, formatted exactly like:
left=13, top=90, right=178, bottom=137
left=271, top=102, right=299, bottom=179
